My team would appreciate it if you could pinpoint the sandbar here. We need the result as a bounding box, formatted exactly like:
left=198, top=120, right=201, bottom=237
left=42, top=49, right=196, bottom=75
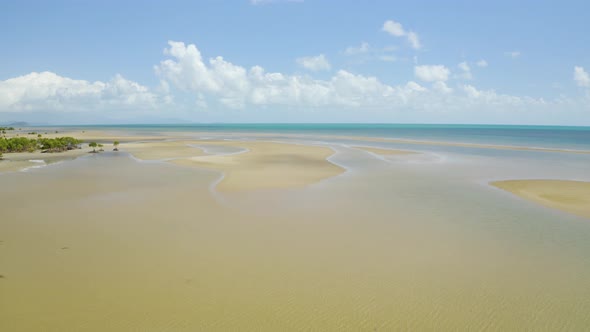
left=172, top=141, right=345, bottom=192
left=124, top=140, right=206, bottom=160
left=492, top=180, right=590, bottom=219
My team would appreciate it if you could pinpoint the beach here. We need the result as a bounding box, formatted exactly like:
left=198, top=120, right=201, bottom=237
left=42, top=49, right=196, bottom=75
left=2, top=125, right=590, bottom=331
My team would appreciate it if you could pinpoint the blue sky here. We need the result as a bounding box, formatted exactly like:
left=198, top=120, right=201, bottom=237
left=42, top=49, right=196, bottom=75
left=1, top=0, right=589, bottom=124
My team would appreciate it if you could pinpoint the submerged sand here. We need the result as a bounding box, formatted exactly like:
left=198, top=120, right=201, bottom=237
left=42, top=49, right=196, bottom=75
left=353, top=146, right=416, bottom=155
left=492, top=180, right=590, bottom=219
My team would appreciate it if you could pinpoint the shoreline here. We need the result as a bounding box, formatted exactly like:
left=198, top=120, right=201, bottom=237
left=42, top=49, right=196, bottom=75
left=5, top=127, right=590, bottom=155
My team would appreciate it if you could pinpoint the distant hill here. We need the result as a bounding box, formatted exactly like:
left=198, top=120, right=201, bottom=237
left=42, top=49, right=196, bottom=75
left=6, top=121, right=29, bottom=127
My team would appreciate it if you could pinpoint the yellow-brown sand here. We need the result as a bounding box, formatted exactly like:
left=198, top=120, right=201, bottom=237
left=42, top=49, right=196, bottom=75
left=353, top=146, right=416, bottom=155
left=3, top=133, right=590, bottom=331
left=492, top=180, right=590, bottom=219
left=3, top=154, right=590, bottom=331
left=124, top=140, right=206, bottom=160
left=172, top=141, right=345, bottom=192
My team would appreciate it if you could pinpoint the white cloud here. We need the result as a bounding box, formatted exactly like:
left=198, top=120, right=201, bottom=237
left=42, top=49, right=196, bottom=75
left=156, top=41, right=572, bottom=121
left=433, top=81, right=452, bottom=94
left=414, top=65, right=450, bottom=82
left=152, top=41, right=578, bottom=124
left=505, top=51, right=521, bottom=58
left=382, top=20, right=405, bottom=37
left=0, top=71, right=162, bottom=112
left=382, top=20, right=421, bottom=49
left=2, top=40, right=589, bottom=125
left=457, top=61, right=472, bottom=80
left=574, top=66, right=590, bottom=87
left=156, top=41, right=406, bottom=109
left=476, top=59, right=488, bottom=67
left=296, top=54, right=331, bottom=71
left=344, top=42, right=370, bottom=55
left=406, top=31, right=421, bottom=49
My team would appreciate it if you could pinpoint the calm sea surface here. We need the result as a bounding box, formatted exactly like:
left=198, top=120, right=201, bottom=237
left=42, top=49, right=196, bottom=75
left=50, top=124, right=590, bottom=150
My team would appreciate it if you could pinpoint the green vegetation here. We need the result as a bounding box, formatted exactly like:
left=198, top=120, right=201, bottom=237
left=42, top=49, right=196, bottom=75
left=113, top=141, right=120, bottom=151
left=0, top=137, right=38, bottom=153
left=0, top=137, right=82, bottom=154
left=89, top=142, right=98, bottom=153
left=38, top=137, right=82, bottom=152
left=0, top=127, right=15, bottom=131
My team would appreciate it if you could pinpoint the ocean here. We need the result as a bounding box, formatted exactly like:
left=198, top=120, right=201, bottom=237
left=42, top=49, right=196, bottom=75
left=51, top=123, right=590, bottom=150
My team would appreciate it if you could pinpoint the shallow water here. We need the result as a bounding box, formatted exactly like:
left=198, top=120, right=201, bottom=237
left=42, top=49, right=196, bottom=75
left=51, top=123, right=590, bottom=150
left=1, top=131, right=590, bottom=331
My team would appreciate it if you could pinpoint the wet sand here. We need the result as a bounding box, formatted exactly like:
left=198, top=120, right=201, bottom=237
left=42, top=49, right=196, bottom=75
left=2, top=130, right=590, bottom=331
left=492, top=180, right=590, bottom=219
left=0, top=148, right=93, bottom=173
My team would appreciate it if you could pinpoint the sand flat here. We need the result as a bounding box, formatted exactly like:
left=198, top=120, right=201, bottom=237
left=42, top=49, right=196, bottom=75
left=3, top=131, right=590, bottom=331
left=172, top=141, right=345, bottom=192
left=124, top=140, right=206, bottom=160
left=492, top=180, right=590, bottom=219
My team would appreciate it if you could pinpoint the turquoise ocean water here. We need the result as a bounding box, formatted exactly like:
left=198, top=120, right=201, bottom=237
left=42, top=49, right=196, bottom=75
left=54, top=124, right=590, bottom=150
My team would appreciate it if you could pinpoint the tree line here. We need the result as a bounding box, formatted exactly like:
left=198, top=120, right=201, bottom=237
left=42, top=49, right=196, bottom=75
left=0, top=137, right=82, bottom=154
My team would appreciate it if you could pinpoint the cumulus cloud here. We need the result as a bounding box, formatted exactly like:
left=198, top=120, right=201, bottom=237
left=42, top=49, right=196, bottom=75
left=155, top=41, right=434, bottom=109
left=505, top=51, right=521, bottom=58
left=457, top=62, right=472, bottom=80
left=574, top=66, right=589, bottom=87
left=0, top=71, right=162, bottom=112
left=382, top=20, right=405, bottom=37
left=476, top=59, right=488, bottom=67
left=433, top=81, right=452, bottom=94
left=150, top=40, right=580, bottom=125
left=382, top=20, right=421, bottom=49
left=414, top=65, right=450, bottom=82
left=296, top=54, right=331, bottom=71
left=2, top=39, right=588, bottom=124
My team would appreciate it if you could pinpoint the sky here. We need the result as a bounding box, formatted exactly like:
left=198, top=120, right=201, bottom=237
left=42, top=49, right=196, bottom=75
left=0, top=0, right=589, bottom=125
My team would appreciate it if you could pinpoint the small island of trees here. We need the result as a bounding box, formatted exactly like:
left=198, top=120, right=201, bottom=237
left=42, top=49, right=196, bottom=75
left=0, top=135, right=120, bottom=162
left=0, top=136, right=83, bottom=155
